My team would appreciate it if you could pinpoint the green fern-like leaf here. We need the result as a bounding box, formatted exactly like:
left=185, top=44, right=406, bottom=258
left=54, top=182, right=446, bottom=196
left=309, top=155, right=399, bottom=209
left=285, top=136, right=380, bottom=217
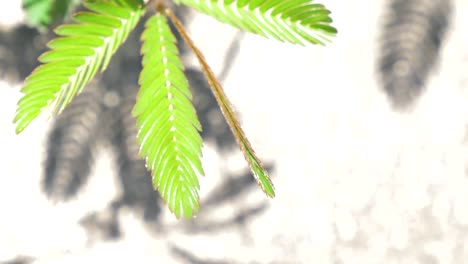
left=133, top=13, right=204, bottom=219
left=166, top=8, right=275, bottom=198
left=174, top=0, right=336, bottom=45
left=14, top=0, right=145, bottom=133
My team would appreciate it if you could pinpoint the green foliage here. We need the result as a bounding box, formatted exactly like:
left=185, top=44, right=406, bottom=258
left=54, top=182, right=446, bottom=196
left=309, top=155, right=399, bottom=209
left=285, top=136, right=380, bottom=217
left=22, top=0, right=81, bottom=30
left=134, top=14, right=204, bottom=218
left=165, top=8, right=275, bottom=197
left=14, top=0, right=145, bottom=133
left=15, top=0, right=337, bottom=218
left=174, top=0, right=336, bottom=45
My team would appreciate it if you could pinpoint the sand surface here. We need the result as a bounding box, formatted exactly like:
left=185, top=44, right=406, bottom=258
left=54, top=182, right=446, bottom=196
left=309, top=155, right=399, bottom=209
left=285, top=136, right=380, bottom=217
left=1, top=0, right=468, bottom=263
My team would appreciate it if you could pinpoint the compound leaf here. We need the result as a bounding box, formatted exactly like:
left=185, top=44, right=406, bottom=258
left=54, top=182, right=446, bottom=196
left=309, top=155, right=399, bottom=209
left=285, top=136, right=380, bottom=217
left=174, top=0, right=337, bottom=45
left=166, top=8, right=275, bottom=198
left=133, top=13, right=204, bottom=219
left=14, top=0, right=145, bottom=133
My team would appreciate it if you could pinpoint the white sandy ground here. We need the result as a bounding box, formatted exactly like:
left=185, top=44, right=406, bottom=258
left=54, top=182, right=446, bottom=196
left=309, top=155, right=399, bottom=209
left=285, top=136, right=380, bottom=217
left=1, top=0, right=468, bottom=263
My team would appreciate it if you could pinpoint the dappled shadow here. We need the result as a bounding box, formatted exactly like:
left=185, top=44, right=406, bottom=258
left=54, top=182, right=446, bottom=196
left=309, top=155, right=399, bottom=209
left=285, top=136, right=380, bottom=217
left=170, top=244, right=237, bottom=264
left=0, top=5, right=275, bottom=263
left=43, top=86, right=104, bottom=201
left=376, top=0, right=452, bottom=109
left=0, top=25, right=47, bottom=82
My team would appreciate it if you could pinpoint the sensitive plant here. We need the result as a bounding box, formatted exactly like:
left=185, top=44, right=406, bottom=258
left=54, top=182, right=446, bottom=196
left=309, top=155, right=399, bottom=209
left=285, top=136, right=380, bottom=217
left=14, top=0, right=337, bottom=218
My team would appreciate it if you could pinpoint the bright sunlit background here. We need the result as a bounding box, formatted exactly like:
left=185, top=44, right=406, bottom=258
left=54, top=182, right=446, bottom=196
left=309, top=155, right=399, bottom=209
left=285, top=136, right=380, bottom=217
left=1, top=0, right=468, bottom=263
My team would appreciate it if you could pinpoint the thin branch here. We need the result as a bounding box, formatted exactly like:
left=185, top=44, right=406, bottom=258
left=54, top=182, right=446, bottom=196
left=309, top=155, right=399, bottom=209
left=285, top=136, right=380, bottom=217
left=165, top=8, right=275, bottom=197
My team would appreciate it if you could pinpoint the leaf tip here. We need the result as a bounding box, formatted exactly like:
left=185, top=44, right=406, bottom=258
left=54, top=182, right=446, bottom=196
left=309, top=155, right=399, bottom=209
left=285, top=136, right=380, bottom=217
left=265, top=186, right=276, bottom=198
left=13, top=115, right=28, bottom=135
left=261, top=178, right=275, bottom=198
left=14, top=127, right=24, bottom=135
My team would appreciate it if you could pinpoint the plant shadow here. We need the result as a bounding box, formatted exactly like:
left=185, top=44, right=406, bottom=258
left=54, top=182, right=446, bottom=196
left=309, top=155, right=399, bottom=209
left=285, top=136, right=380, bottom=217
left=0, top=6, right=274, bottom=263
